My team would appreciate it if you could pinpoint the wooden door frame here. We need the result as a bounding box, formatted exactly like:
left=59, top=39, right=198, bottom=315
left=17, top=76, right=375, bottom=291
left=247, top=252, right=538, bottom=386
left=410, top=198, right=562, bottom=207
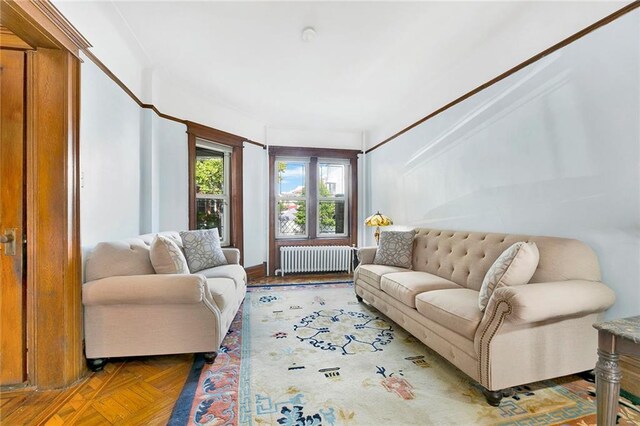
left=1, top=0, right=88, bottom=390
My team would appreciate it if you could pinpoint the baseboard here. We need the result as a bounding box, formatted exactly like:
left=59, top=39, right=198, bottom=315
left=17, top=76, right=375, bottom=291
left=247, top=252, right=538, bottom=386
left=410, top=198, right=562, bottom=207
left=245, top=262, right=267, bottom=280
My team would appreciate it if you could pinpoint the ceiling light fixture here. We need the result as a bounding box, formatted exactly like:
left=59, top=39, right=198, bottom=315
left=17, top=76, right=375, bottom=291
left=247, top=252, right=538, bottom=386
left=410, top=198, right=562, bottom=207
left=301, top=27, right=316, bottom=42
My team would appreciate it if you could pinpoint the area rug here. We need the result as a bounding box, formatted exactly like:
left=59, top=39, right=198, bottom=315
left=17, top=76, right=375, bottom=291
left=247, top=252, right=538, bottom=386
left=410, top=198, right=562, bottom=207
left=169, top=282, right=640, bottom=426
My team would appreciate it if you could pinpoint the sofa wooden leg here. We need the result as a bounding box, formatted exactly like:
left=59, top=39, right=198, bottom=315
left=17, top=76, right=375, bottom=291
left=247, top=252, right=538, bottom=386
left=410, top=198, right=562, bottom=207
left=203, top=352, right=218, bottom=364
left=356, top=295, right=363, bottom=303
left=482, top=387, right=503, bottom=406
left=87, top=358, right=106, bottom=372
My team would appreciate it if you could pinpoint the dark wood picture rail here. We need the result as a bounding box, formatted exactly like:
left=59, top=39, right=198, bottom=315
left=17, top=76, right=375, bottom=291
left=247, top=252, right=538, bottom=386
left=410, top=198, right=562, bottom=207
left=366, top=1, right=640, bottom=153
left=268, top=146, right=360, bottom=275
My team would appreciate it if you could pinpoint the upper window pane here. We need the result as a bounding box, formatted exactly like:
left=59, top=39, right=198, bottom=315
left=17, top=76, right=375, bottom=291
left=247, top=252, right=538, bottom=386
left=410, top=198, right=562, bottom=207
left=195, top=148, right=224, bottom=195
left=319, top=163, right=346, bottom=198
left=277, top=161, right=306, bottom=197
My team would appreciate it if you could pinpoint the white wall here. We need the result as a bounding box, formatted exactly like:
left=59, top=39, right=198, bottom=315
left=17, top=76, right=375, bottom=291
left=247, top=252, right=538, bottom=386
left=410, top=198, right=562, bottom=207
left=80, top=52, right=143, bottom=249
left=153, top=115, right=189, bottom=232
left=243, top=144, right=268, bottom=267
left=365, top=11, right=640, bottom=319
left=267, top=127, right=363, bottom=150
left=81, top=53, right=189, bottom=249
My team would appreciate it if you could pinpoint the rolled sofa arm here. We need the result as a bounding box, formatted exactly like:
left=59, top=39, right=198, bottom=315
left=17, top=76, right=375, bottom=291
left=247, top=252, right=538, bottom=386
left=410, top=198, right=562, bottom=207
left=486, top=280, right=615, bottom=325
left=358, top=247, right=378, bottom=265
left=222, top=248, right=241, bottom=265
left=83, top=274, right=208, bottom=306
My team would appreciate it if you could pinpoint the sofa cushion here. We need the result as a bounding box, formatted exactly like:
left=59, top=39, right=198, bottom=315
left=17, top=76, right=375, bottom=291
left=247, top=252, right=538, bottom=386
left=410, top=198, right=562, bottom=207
left=380, top=271, right=462, bottom=308
left=478, top=242, right=539, bottom=311
left=180, top=229, right=228, bottom=272
left=205, top=278, right=237, bottom=312
left=415, top=289, right=483, bottom=340
left=150, top=235, right=190, bottom=274
left=356, top=264, right=409, bottom=290
left=374, top=230, right=416, bottom=269
left=199, top=264, right=247, bottom=289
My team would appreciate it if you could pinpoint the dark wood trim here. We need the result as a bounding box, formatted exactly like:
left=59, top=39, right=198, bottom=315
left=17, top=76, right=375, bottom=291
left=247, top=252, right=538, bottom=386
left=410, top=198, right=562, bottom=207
left=268, top=154, right=276, bottom=275
left=230, top=144, right=244, bottom=264
left=187, top=122, right=245, bottom=264
left=245, top=262, right=267, bottom=281
left=80, top=50, right=266, bottom=148
left=186, top=121, right=245, bottom=147
left=187, top=132, right=196, bottom=229
left=366, top=1, right=640, bottom=153
left=269, top=145, right=362, bottom=158
left=0, top=0, right=90, bottom=58
left=0, top=25, right=34, bottom=49
left=1, top=0, right=84, bottom=390
left=268, top=147, right=359, bottom=275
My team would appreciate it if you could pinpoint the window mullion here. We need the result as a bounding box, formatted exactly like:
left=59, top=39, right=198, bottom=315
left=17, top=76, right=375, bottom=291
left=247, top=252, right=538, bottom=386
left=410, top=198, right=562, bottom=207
left=309, top=157, right=318, bottom=239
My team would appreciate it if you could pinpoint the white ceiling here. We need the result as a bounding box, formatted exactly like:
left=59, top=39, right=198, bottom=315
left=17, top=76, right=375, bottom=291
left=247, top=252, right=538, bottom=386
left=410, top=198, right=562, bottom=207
left=58, top=1, right=630, bottom=148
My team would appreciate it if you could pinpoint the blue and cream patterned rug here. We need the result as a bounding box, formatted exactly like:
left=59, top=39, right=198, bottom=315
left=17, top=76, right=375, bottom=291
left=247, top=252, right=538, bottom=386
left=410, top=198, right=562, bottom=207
left=169, top=282, right=640, bottom=426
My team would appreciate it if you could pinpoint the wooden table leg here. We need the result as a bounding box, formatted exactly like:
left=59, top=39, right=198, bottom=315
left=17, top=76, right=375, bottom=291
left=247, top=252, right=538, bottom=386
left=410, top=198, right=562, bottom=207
left=595, top=347, right=621, bottom=426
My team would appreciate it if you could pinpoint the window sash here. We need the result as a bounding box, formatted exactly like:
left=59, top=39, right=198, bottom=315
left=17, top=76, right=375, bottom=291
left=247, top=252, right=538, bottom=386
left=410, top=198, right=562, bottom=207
left=275, top=157, right=309, bottom=239
left=195, top=145, right=231, bottom=245
left=317, top=161, right=349, bottom=237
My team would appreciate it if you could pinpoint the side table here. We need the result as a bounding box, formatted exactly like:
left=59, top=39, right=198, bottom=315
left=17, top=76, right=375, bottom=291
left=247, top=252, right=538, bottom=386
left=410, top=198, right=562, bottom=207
left=593, top=315, right=640, bottom=426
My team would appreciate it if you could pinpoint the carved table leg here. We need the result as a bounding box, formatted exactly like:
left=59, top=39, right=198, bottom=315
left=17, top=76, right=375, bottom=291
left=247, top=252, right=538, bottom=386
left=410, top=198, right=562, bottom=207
left=595, top=348, right=621, bottom=426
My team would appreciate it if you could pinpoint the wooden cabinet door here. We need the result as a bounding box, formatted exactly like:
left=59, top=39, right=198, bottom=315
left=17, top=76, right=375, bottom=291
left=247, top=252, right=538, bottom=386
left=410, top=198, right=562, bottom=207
left=0, top=48, right=26, bottom=386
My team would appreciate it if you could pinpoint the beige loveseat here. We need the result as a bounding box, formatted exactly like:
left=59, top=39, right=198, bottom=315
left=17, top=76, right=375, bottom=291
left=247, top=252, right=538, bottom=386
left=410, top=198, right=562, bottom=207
left=354, top=228, right=615, bottom=405
left=83, top=231, right=246, bottom=371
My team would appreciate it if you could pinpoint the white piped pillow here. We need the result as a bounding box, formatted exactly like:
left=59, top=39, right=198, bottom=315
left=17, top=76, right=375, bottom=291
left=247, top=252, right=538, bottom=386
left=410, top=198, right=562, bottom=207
left=150, top=235, right=190, bottom=274
left=478, top=242, right=539, bottom=311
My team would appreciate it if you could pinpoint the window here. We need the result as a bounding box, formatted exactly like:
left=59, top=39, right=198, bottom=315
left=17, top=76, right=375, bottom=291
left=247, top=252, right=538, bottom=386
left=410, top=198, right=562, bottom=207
left=275, top=158, right=309, bottom=238
left=187, top=121, right=245, bottom=258
left=317, top=159, right=349, bottom=237
left=268, top=146, right=359, bottom=275
left=194, top=139, right=231, bottom=244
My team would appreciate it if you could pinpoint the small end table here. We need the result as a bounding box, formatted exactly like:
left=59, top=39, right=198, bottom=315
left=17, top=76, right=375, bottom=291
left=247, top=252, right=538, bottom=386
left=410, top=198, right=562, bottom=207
left=593, top=315, right=640, bottom=426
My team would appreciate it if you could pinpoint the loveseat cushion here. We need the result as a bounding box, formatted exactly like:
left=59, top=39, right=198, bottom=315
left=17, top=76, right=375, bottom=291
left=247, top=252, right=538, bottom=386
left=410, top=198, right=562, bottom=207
left=380, top=271, right=462, bottom=308
left=356, top=264, right=409, bottom=289
left=415, top=289, right=483, bottom=340
left=199, top=264, right=247, bottom=289
left=205, top=278, right=237, bottom=312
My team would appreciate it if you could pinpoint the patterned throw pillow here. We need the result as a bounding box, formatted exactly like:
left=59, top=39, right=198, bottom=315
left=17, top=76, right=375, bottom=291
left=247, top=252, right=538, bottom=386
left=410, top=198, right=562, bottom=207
left=179, top=229, right=228, bottom=273
left=373, top=230, right=416, bottom=269
left=150, top=235, right=190, bottom=274
left=478, top=242, right=540, bottom=311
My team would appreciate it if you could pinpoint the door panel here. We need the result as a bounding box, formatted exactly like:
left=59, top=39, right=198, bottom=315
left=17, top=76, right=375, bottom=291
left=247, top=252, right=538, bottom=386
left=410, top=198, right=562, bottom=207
left=0, top=49, right=26, bottom=386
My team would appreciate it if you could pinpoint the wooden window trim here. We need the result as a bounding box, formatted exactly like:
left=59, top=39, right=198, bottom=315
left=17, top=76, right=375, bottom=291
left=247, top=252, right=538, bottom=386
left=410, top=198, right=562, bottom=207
left=268, top=146, right=361, bottom=275
left=186, top=121, right=244, bottom=264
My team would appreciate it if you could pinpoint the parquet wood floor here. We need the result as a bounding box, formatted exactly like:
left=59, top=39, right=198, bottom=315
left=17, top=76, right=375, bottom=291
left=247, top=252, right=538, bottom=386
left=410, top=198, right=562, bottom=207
left=0, top=274, right=346, bottom=425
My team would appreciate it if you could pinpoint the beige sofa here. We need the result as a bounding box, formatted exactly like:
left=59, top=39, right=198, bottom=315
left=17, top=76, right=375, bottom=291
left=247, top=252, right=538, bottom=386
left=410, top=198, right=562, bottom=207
left=83, top=231, right=246, bottom=371
left=354, top=228, right=615, bottom=405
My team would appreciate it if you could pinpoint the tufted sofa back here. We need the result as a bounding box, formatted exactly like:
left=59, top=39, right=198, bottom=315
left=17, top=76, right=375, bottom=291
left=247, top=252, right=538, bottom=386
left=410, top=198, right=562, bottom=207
left=412, top=228, right=601, bottom=291
left=85, top=231, right=183, bottom=282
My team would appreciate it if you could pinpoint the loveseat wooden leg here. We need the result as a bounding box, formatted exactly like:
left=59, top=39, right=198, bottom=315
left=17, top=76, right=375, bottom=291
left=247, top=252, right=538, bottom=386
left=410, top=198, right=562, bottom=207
left=482, top=387, right=503, bottom=406
left=87, top=358, right=106, bottom=372
left=356, top=295, right=363, bottom=303
left=203, top=352, right=218, bottom=364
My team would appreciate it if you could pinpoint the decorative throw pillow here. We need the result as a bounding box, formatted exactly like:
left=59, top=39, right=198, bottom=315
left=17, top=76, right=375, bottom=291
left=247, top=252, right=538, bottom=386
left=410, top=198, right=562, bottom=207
left=179, top=229, right=227, bottom=273
left=478, top=242, right=540, bottom=311
left=373, top=230, right=416, bottom=269
left=150, top=235, right=190, bottom=274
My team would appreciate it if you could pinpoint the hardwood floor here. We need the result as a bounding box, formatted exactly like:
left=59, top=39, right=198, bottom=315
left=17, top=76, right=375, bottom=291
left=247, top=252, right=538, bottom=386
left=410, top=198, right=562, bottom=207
left=0, top=274, right=351, bottom=425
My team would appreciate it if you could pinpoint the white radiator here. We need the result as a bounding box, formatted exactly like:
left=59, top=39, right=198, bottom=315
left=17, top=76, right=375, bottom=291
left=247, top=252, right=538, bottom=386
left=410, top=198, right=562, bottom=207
left=279, top=245, right=352, bottom=276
